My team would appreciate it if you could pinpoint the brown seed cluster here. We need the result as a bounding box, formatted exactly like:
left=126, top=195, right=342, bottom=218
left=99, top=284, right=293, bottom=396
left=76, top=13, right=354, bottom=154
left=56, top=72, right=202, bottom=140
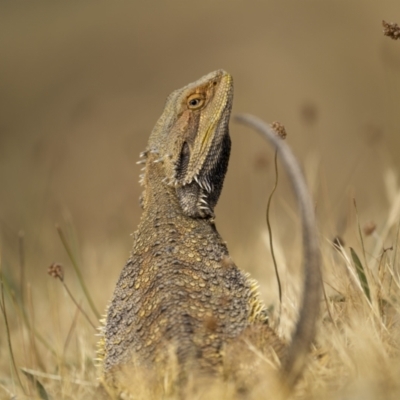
left=48, top=262, right=64, bottom=281
left=271, top=121, right=287, bottom=140
left=383, top=20, right=400, bottom=40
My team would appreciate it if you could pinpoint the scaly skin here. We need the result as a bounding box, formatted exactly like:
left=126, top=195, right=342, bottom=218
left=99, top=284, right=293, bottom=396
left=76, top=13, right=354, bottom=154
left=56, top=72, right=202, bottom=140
left=99, top=71, right=285, bottom=392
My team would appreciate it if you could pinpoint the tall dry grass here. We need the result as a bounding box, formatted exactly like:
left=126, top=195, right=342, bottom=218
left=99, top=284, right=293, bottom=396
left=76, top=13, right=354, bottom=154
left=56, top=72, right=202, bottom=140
left=1, top=158, right=400, bottom=399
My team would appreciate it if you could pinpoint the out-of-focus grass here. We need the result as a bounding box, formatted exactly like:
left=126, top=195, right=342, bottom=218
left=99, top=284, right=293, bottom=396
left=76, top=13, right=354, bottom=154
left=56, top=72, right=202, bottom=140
left=1, top=164, right=400, bottom=399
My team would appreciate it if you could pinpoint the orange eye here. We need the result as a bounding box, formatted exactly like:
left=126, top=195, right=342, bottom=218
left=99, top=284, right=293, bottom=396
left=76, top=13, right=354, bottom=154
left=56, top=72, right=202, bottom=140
left=187, top=94, right=205, bottom=110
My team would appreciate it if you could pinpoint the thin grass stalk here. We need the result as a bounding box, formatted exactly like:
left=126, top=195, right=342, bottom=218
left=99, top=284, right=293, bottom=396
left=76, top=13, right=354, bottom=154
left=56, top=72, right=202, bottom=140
left=350, top=247, right=371, bottom=303
left=372, top=190, right=400, bottom=261
left=353, top=199, right=370, bottom=272
left=56, top=224, right=100, bottom=320
left=266, top=149, right=282, bottom=320
left=390, top=220, right=400, bottom=294
left=62, top=279, right=97, bottom=330
left=321, top=279, right=336, bottom=327
left=19, top=367, right=95, bottom=387
left=352, top=200, right=381, bottom=310
left=3, top=279, right=57, bottom=357
left=47, top=264, right=97, bottom=331
left=0, top=382, right=17, bottom=399
left=0, top=272, right=25, bottom=393
left=18, top=230, right=25, bottom=305
left=340, top=244, right=389, bottom=334
left=377, top=249, right=389, bottom=318
left=26, top=283, right=46, bottom=371
left=63, top=302, right=81, bottom=358
left=0, top=239, right=57, bottom=358
left=334, top=241, right=373, bottom=311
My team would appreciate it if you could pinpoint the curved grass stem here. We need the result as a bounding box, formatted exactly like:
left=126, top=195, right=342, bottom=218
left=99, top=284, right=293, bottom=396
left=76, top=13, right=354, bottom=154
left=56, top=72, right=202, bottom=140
left=266, top=149, right=282, bottom=320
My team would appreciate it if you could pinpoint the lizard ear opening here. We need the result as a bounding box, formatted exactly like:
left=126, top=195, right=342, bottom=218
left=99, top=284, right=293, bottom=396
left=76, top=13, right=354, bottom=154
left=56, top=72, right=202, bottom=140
left=176, top=141, right=191, bottom=180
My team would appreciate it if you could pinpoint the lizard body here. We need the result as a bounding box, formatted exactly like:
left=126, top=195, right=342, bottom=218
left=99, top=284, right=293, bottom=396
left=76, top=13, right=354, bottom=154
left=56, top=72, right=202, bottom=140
left=98, top=70, right=316, bottom=395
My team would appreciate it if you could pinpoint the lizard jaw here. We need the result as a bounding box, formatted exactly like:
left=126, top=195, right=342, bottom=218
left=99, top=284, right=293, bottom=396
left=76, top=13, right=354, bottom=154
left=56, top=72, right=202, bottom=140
left=174, top=177, right=215, bottom=219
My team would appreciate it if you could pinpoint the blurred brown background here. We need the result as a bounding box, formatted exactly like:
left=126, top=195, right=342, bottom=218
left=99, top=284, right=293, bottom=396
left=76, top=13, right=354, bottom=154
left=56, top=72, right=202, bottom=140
left=0, top=1, right=399, bottom=300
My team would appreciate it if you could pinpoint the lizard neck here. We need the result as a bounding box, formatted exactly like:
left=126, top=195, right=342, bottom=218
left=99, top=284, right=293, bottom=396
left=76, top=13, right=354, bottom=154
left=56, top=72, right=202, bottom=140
left=141, top=160, right=185, bottom=217
left=134, top=160, right=227, bottom=258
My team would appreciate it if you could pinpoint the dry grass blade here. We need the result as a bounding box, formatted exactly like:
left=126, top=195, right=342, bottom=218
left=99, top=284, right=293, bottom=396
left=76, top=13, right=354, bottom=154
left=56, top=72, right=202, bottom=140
left=392, top=221, right=400, bottom=280
left=235, top=114, right=322, bottom=392
left=20, top=367, right=96, bottom=387
left=0, top=270, right=25, bottom=393
left=21, top=369, right=50, bottom=400
left=353, top=199, right=371, bottom=281
left=56, top=224, right=100, bottom=320
left=18, top=230, right=25, bottom=305
left=0, top=382, right=17, bottom=399
left=2, top=275, right=57, bottom=357
left=350, top=247, right=371, bottom=302
left=63, top=302, right=82, bottom=356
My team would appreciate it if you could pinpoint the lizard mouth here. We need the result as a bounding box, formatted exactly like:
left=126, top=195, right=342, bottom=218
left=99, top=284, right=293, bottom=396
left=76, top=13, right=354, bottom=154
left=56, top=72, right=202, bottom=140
left=176, top=141, right=213, bottom=193
left=176, top=141, right=191, bottom=181
left=173, top=127, right=231, bottom=219
left=174, top=140, right=214, bottom=218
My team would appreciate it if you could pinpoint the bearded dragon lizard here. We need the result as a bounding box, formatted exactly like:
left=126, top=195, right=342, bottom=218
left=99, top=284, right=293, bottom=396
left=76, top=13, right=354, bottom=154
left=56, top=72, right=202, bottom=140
left=98, top=70, right=321, bottom=396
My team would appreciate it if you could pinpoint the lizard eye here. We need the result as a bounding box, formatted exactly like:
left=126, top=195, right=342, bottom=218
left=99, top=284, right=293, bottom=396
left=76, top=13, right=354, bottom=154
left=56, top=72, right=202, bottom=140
left=187, top=94, right=205, bottom=110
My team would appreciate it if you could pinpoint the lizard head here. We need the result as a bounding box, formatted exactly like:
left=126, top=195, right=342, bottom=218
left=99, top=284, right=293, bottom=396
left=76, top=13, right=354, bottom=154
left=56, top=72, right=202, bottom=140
left=142, top=70, right=233, bottom=218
